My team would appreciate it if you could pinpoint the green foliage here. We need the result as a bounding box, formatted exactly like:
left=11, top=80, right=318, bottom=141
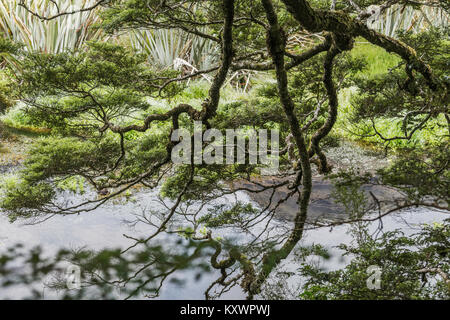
left=232, top=49, right=366, bottom=148
left=0, top=177, right=55, bottom=221
left=161, top=165, right=224, bottom=200
left=0, top=37, right=22, bottom=54
left=16, top=41, right=182, bottom=131
left=0, top=104, right=50, bottom=133
left=298, top=221, right=450, bottom=300
left=22, top=136, right=120, bottom=182
left=397, top=27, right=450, bottom=79
left=0, top=36, right=23, bottom=68
left=379, top=142, right=449, bottom=204
left=119, top=130, right=169, bottom=179
left=0, top=38, right=21, bottom=113
left=335, top=29, right=449, bottom=150
left=20, top=41, right=173, bottom=95
left=99, top=0, right=224, bottom=36
left=0, top=69, right=15, bottom=113
left=56, top=175, right=86, bottom=194
left=0, top=136, right=120, bottom=216
left=0, top=41, right=189, bottom=215
left=199, top=202, right=259, bottom=228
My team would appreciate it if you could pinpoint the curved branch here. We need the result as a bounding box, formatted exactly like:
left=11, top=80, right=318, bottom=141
left=280, top=0, right=443, bottom=90
left=200, top=0, right=236, bottom=122
left=249, top=0, right=314, bottom=298
left=308, top=40, right=340, bottom=173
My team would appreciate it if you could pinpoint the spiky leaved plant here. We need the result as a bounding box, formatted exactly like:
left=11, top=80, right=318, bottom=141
left=130, top=27, right=219, bottom=71
left=368, top=4, right=449, bottom=38
left=0, top=0, right=103, bottom=53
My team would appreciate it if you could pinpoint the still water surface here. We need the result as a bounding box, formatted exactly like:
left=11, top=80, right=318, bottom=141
left=0, top=188, right=446, bottom=299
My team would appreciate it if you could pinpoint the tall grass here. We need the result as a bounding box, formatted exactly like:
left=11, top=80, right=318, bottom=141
left=350, top=40, right=401, bottom=77
left=0, top=0, right=103, bottom=53
left=348, top=30, right=447, bottom=151
left=334, top=43, right=446, bottom=150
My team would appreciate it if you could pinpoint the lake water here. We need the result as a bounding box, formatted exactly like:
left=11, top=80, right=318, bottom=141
left=0, top=187, right=447, bottom=299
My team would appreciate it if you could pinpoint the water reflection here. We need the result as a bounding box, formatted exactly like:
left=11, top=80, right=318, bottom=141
left=0, top=186, right=447, bottom=299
